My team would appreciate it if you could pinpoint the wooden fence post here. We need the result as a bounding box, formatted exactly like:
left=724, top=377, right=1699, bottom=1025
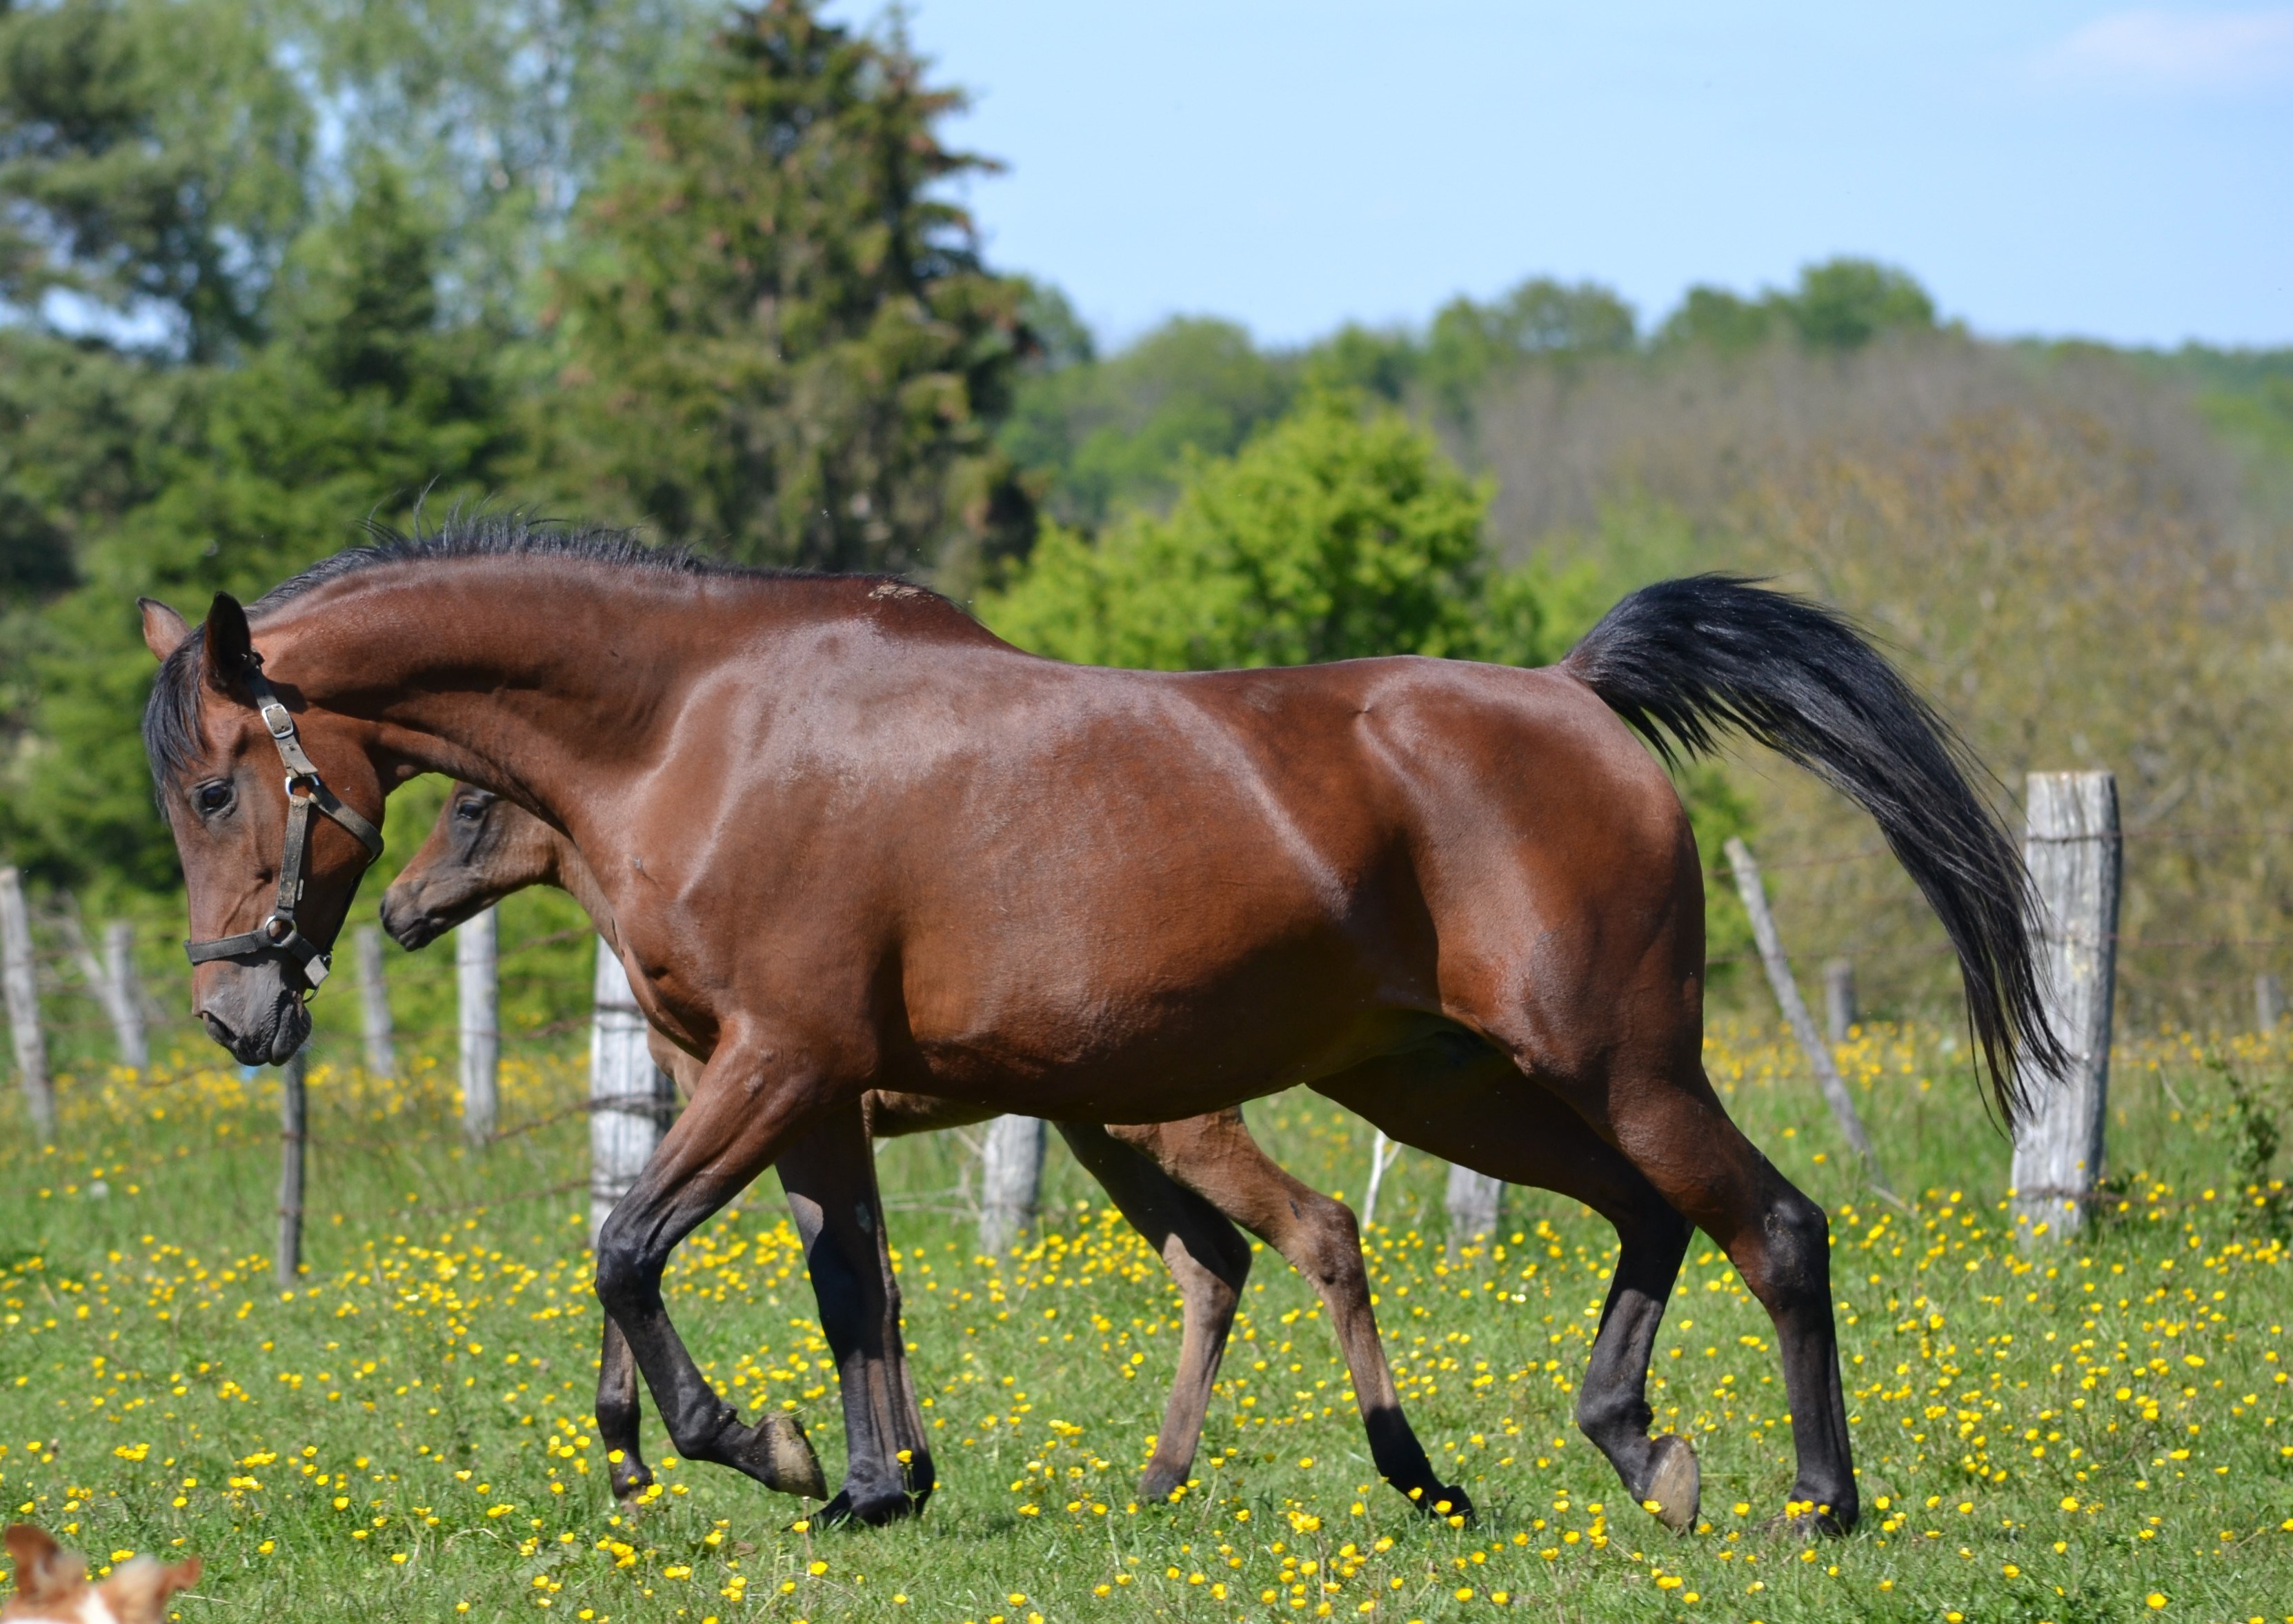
left=1445, top=1162, right=1505, bottom=1257
left=2010, top=771, right=2121, bottom=1245
left=456, top=907, right=499, bottom=1144
left=277, top=1047, right=307, bottom=1289
left=0, top=866, right=53, bottom=1145
left=354, top=925, right=396, bottom=1076
left=1725, top=838, right=1894, bottom=1200
left=2257, top=973, right=2283, bottom=1034
left=978, top=1115, right=1046, bottom=1254
left=1360, top=1131, right=1401, bottom=1230
left=1824, top=958, right=1858, bottom=1047
left=103, top=922, right=148, bottom=1071
left=59, top=911, right=143, bottom=1071
left=590, top=940, right=673, bottom=1241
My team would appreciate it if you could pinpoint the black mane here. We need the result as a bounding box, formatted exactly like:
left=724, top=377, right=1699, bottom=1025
left=141, top=514, right=913, bottom=788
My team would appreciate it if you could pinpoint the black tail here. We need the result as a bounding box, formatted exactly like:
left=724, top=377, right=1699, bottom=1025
left=1563, top=574, right=2062, bottom=1126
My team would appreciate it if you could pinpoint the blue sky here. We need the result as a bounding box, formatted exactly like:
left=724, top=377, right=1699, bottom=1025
left=855, top=1, right=2292, bottom=351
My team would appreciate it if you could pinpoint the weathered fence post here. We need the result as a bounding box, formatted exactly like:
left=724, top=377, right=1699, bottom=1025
left=102, top=921, right=148, bottom=1071
left=1445, top=1162, right=1505, bottom=1256
left=590, top=941, right=674, bottom=1241
left=456, top=907, right=499, bottom=1144
left=2257, top=973, right=2283, bottom=1034
left=277, top=1047, right=307, bottom=1289
left=977, top=1115, right=1046, bottom=1254
left=1725, top=837, right=1894, bottom=1199
left=1361, top=1131, right=1401, bottom=1230
left=354, top=924, right=396, bottom=1076
left=61, top=911, right=143, bottom=1071
left=2010, top=771, right=2121, bottom=1245
left=0, top=866, right=53, bottom=1145
left=1824, top=958, right=1858, bottom=1047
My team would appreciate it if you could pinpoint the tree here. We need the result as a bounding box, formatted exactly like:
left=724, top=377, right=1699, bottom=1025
left=1784, top=258, right=1935, bottom=350
left=1423, top=277, right=1637, bottom=421
left=981, top=392, right=1547, bottom=671
left=549, top=0, right=1033, bottom=577
left=1654, top=286, right=1777, bottom=354
left=9, top=161, right=514, bottom=889
left=0, top=0, right=310, bottom=361
left=1000, top=316, right=1297, bottom=534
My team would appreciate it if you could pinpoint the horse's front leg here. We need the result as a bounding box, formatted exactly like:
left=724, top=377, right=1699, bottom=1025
left=593, top=1031, right=850, bottom=1503
left=778, top=1101, right=935, bottom=1525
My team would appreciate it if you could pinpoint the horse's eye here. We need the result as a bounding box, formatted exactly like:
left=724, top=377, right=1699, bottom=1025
left=453, top=798, right=488, bottom=822
left=194, top=781, right=233, bottom=816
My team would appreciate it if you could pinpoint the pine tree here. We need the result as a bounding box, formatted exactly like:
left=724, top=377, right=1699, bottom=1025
left=549, top=0, right=1033, bottom=577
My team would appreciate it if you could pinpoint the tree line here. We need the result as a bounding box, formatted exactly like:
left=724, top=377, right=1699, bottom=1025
left=4, top=0, right=2291, bottom=1043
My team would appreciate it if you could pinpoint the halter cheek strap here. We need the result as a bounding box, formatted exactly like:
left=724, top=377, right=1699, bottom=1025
left=183, top=658, right=384, bottom=993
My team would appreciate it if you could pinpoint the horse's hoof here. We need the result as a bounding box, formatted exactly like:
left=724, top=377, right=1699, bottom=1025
left=1642, top=1434, right=1699, bottom=1534
left=1416, top=1484, right=1474, bottom=1525
left=609, top=1454, right=655, bottom=1502
left=810, top=1487, right=920, bottom=1529
left=1137, top=1460, right=1189, bottom=1502
left=726, top=1412, right=826, bottom=1500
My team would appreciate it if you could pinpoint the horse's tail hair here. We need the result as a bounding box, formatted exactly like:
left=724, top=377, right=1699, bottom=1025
left=1562, top=573, right=2061, bottom=1127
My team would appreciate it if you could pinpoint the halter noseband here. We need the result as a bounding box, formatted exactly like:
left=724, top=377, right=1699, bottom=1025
left=182, top=656, right=384, bottom=993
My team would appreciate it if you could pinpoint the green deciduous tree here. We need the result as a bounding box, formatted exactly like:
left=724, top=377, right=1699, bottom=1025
left=982, top=392, right=1548, bottom=671
left=1425, top=277, right=1638, bottom=421
left=1000, top=316, right=1298, bottom=535
left=549, top=0, right=1033, bottom=577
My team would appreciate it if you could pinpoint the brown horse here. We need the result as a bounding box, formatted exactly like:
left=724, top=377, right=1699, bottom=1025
left=138, top=519, right=2054, bottom=1536
left=382, top=782, right=1475, bottom=1523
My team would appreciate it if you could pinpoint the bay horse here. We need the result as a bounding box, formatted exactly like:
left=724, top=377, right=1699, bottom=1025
left=382, top=782, right=1474, bottom=1523
left=137, top=519, right=2054, bottom=1536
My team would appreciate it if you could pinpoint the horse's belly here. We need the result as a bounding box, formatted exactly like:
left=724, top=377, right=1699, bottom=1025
left=900, top=927, right=1435, bottom=1120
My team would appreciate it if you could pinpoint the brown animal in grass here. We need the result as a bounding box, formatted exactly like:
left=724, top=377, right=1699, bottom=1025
left=137, top=522, right=2054, bottom=1535
left=2, top=1527, right=198, bottom=1624
left=383, top=782, right=1473, bottom=1521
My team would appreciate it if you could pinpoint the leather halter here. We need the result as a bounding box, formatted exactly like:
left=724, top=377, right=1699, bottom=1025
left=182, top=656, right=384, bottom=992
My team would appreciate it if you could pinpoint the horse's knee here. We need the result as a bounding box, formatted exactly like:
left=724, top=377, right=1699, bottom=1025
left=593, top=1214, right=663, bottom=1319
left=1754, top=1186, right=1831, bottom=1309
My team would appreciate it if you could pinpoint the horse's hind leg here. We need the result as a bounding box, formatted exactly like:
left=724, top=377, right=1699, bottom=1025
left=775, top=1101, right=931, bottom=1524
left=1536, top=1044, right=1856, bottom=1535
left=1315, top=1045, right=1697, bottom=1529
left=1055, top=1122, right=1253, bottom=1502
left=1110, top=1111, right=1465, bottom=1521
left=597, top=1317, right=653, bottom=1500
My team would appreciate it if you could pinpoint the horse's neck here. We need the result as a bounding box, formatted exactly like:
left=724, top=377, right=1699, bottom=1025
left=265, top=562, right=746, bottom=813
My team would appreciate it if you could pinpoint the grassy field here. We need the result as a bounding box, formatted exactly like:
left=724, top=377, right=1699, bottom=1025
left=1, top=1022, right=2289, bottom=1623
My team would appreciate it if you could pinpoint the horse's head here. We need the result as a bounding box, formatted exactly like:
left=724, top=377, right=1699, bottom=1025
left=139, top=593, right=385, bottom=1066
left=381, top=784, right=562, bottom=950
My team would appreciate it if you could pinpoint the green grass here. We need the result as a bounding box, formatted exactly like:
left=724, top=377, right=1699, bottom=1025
left=1, top=1022, right=2290, bottom=1623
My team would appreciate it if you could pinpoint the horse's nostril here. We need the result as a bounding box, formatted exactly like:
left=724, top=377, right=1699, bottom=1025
left=199, top=1009, right=239, bottom=1049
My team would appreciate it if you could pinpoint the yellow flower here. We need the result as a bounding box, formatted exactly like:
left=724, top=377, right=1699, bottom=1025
left=2147, top=1597, right=2168, bottom=1611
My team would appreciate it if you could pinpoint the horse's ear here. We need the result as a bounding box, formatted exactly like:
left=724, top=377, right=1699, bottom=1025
left=201, top=593, right=255, bottom=695
left=139, top=598, right=192, bottom=662
left=5, top=1523, right=85, bottom=1603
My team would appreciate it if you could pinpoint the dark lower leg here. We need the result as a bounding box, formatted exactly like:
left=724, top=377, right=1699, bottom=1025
left=597, top=1318, right=653, bottom=1499
left=777, top=1102, right=932, bottom=1525
left=1574, top=1198, right=1696, bottom=1525
left=1728, top=1160, right=1856, bottom=1532
left=595, top=1053, right=844, bottom=1503
left=1057, top=1122, right=1251, bottom=1501
left=1120, top=1112, right=1462, bottom=1519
